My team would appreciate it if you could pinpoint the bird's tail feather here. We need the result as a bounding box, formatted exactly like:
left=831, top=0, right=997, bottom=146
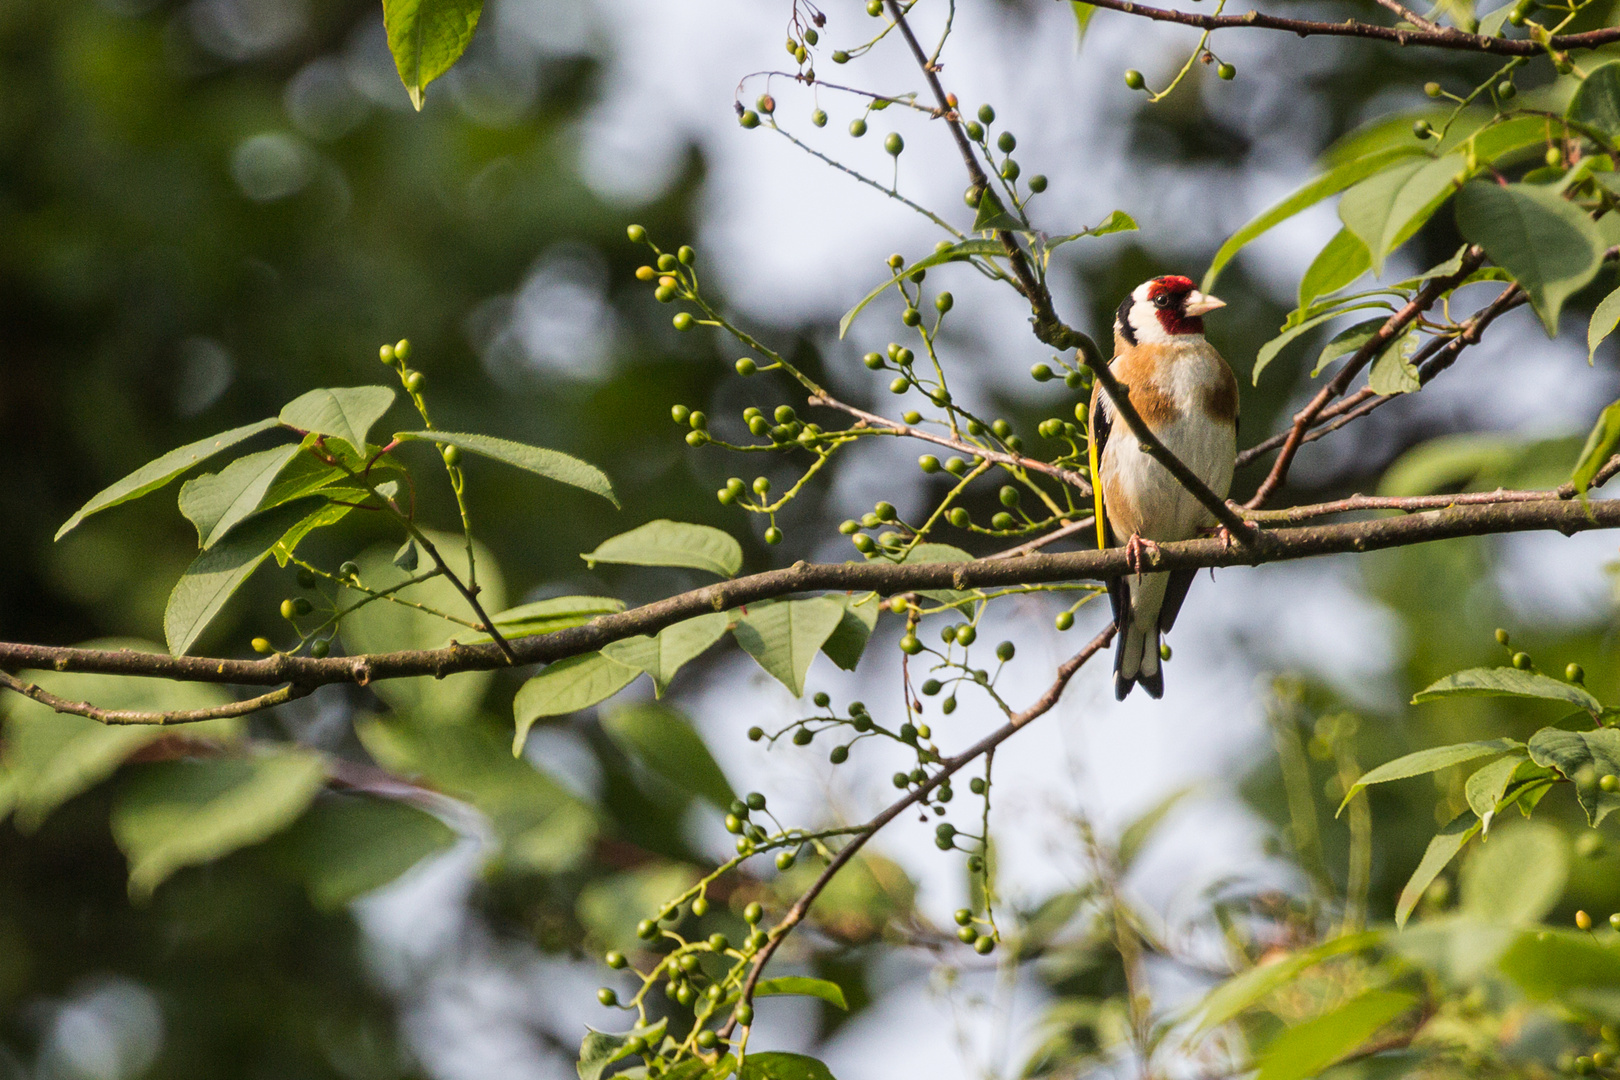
left=1111, top=572, right=1168, bottom=700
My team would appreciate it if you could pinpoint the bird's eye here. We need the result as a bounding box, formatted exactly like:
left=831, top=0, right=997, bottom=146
left=1152, top=294, right=1171, bottom=309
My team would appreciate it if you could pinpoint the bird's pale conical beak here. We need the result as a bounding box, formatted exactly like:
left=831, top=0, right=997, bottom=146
left=1183, top=291, right=1226, bottom=317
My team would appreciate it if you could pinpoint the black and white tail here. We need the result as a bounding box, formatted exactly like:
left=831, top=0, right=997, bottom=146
left=1108, top=568, right=1196, bottom=700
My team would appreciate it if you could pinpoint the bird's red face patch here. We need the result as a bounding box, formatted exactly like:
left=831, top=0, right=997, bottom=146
left=1146, top=276, right=1203, bottom=336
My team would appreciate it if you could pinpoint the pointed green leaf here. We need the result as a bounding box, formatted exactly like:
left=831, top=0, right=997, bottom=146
left=1069, top=1, right=1096, bottom=42
left=1413, top=667, right=1602, bottom=714
left=381, top=0, right=485, bottom=110
left=1044, top=210, right=1139, bottom=251
left=821, top=592, right=881, bottom=671
left=177, top=444, right=303, bottom=549
left=838, top=239, right=1004, bottom=337
left=1588, top=286, right=1620, bottom=363
left=1569, top=61, right=1620, bottom=141
left=278, top=386, right=396, bottom=456
left=1339, top=154, right=1466, bottom=274
left=1193, top=930, right=1386, bottom=1031
left=512, top=653, right=640, bottom=753
left=1299, top=229, right=1372, bottom=311
left=1255, top=990, right=1418, bottom=1080
left=601, top=702, right=737, bottom=810
left=733, top=598, right=846, bottom=696
left=457, top=595, right=626, bottom=645
left=1527, top=726, right=1620, bottom=825
left=271, top=795, right=456, bottom=910
left=1397, top=812, right=1481, bottom=927
left=756, top=976, right=848, bottom=1009
left=739, top=1053, right=838, bottom=1080
left=1367, top=327, right=1420, bottom=395
left=1455, top=180, right=1605, bottom=333
left=972, top=188, right=1022, bottom=231
left=394, top=430, right=616, bottom=506
left=1498, top=928, right=1620, bottom=1000
left=1311, top=318, right=1387, bottom=377
left=602, top=612, right=730, bottom=696
left=1203, top=146, right=1423, bottom=292
left=163, top=500, right=320, bottom=655
left=1573, top=398, right=1620, bottom=500
left=56, top=418, right=280, bottom=540
left=111, top=750, right=328, bottom=901
left=1460, top=820, right=1567, bottom=924
left=583, top=520, right=742, bottom=577
left=270, top=501, right=355, bottom=567
left=1252, top=302, right=1393, bottom=385
left=1339, top=738, right=1521, bottom=814
left=1464, top=751, right=1528, bottom=828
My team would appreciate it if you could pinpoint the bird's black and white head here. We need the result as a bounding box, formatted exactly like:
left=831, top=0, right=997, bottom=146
left=1114, top=276, right=1226, bottom=346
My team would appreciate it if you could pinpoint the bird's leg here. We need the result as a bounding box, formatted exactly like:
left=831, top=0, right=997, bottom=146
left=1198, top=523, right=1238, bottom=551
left=1124, top=533, right=1161, bottom=578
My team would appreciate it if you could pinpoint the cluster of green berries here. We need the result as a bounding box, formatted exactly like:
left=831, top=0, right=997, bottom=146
left=958, top=105, right=1048, bottom=191
left=952, top=908, right=998, bottom=954
left=1557, top=1024, right=1620, bottom=1075
left=1493, top=628, right=1586, bottom=683
left=627, top=227, right=698, bottom=333
left=377, top=337, right=426, bottom=394
left=1029, top=361, right=1089, bottom=390
left=1575, top=909, right=1620, bottom=932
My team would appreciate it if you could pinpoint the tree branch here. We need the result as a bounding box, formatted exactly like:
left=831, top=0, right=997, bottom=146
left=716, top=623, right=1117, bottom=1041
left=0, top=672, right=309, bottom=725
left=1075, top=0, right=1620, bottom=55
left=8, top=491, right=1620, bottom=704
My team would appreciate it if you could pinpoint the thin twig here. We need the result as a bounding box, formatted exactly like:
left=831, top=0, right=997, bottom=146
left=0, top=671, right=308, bottom=726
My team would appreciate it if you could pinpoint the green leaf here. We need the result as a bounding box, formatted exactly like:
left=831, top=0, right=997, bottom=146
left=111, top=751, right=328, bottom=901
left=381, top=0, right=484, bottom=110
left=583, top=519, right=742, bottom=578
left=895, top=541, right=977, bottom=610
left=1255, top=990, right=1418, bottom=1080
left=1527, top=726, right=1620, bottom=825
left=1118, top=784, right=1195, bottom=870
left=458, top=595, right=626, bottom=645
left=821, top=592, right=881, bottom=671
left=1460, top=820, right=1567, bottom=924
left=738, top=1053, right=838, bottom=1080
left=838, top=239, right=1004, bottom=337
left=756, top=976, right=849, bottom=1009
left=0, top=640, right=237, bottom=831
left=1498, top=928, right=1620, bottom=1000
left=1339, top=738, right=1520, bottom=813
left=1413, top=667, right=1602, bottom=715
left=393, top=538, right=419, bottom=571
left=577, top=1020, right=670, bottom=1080
left=733, top=598, right=846, bottom=696
left=163, top=500, right=321, bottom=656
left=1464, top=751, right=1528, bottom=828
left=177, top=444, right=303, bottom=549
left=1194, top=930, right=1386, bottom=1031
left=1397, top=812, right=1481, bottom=928
left=602, top=612, right=730, bottom=696
left=1366, top=327, right=1420, bottom=395
left=1298, top=229, right=1372, bottom=311
left=278, top=386, right=396, bottom=457
left=1339, top=154, right=1466, bottom=274
left=512, top=653, right=640, bottom=753
left=271, top=795, right=456, bottom=910
left=1203, top=146, right=1422, bottom=292
left=1045, top=210, right=1138, bottom=251
left=1588, top=286, right=1620, bottom=363
left=1069, top=0, right=1096, bottom=43
left=1311, top=318, right=1387, bottom=378
left=339, top=531, right=505, bottom=724
left=600, top=702, right=737, bottom=810
left=972, top=188, right=1023, bottom=231
left=56, top=418, right=280, bottom=540
left=1573, top=398, right=1620, bottom=500
left=1569, top=61, right=1620, bottom=141
left=1477, top=3, right=1514, bottom=36
left=1377, top=433, right=1523, bottom=496
left=394, top=430, right=616, bottom=506
left=1455, top=180, right=1605, bottom=333
left=1252, top=302, right=1394, bottom=385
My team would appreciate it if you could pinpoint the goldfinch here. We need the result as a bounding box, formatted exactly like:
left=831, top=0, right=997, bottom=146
left=1088, top=275, right=1238, bottom=700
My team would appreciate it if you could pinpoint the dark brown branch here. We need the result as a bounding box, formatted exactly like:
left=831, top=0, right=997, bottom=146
left=9, top=492, right=1620, bottom=703
left=0, top=671, right=309, bottom=725
left=1076, top=0, right=1620, bottom=55
left=716, top=623, right=1116, bottom=1041
left=1245, top=248, right=1485, bottom=508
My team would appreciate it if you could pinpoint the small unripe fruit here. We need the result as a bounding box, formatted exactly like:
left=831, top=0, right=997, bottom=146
left=1495, top=628, right=1510, bottom=645
left=1028, top=174, right=1048, bottom=193
left=627, top=224, right=647, bottom=243
left=974, top=935, right=995, bottom=955
left=635, top=265, right=655, bottom=281
left=902, top=307, right=922, bottom=326
left=830, top=744, right=849, bottom=764
left=310, top=639, right=330, bottom=658
left=867, top=0, right=882, bottom=13
left=1568, top=663, right=1585, bottom=683
left=1546, top=146, right=1563, bottom=167
left=685, top=431, right=708, bottom=447
left=280, top=599, right=298, bottom=620
left=957, top=926, right=978, bottom=943
left=637, top=919, right=658, bottom=940
left=948, top=507, right=970, bottom=527
left=1413, top=119, right=1433, bottom=140
left=1031, top=363, right=1054, bottom=381
left=891, top=376, right=910, bottom=394
left=875, top=501, right=896, bottom=521
left=1124, top=69, right=1145, bottom=90
left=1161, top=643, right=1172, bottom=661
left=942, top=696, right=957, bottom=714
left=888, top=595, right=908, bottom=614
left=885, top=132, right=904, bottom=156
left=935, top=292, right=954, bottom=313
left=903, top=410, right=922, bottom=424
left=764, top=526, right=783, bottom=545
left=849, top=118, right=868, bottom=137
left=606, top=950, right=627, bottom=968
left=748, top=725, right=764, bottom=741
left=404, top=370, right=425, bottom=393
left=673, top=312, right=694, bottom=331
left=736, top=1003, right=754, bottom=1025
left=776, top=850, right=796, bottom=870
left=1578, top=910, right=1593, bottom=930
left=863, top=351, right=885, bottom=370
left=252, top=637, right=273, bottom=654
left=921, top=679, right=942, bottom=696
left=919, top=454, right=941, bottom=473
left=894, top=346, right=914, bottom=364
left=1424, top=81, right=1442, bottom=97
left=1497, top=80, right=1516, bottom=100
left=999, top=485, right=1020, bottom=507
left=1001, top=159, right=1020, bottom=181
left=900, top=634, right=923, bottom=655
left=339, top=561, right=359, bottom=578
left=378, top=344, right=395, bottom=363
left=677, top=245, right=696, bottom=265
left=977, top=104, right=995, bottom=124
left=956, top=625, right=976, bottom=646
left=1055, top=611, right=1074, bottom=631
left=756, top=94, right=775, bottom=114
left=598, top=988, right=618, bottom=1007
left=744, top=901, right=763, bottom=924
left=725, top=814, right=744, bottom=834
left=654, top=284, right=676, bottom=302
left=441, top=444, right=461, bottom=467
left=852, top=534, right=877, bottom=553
left=997, top=131, right=1016, bottom=152
left=1217, top=62, right=1236, bottom=80
left=1611, top=913, right=1620, bottom=930
left=1601, top=774, right=1619, bottom=793
left=996, top=641, right=1015, bottom=662
left=394, top=339, right=411, bottom=361
left=992, top=511, right=1015, bottom=530
left=740, top=110, right=761, bottom=128
left=1513, top=652, right=1532, bottom=670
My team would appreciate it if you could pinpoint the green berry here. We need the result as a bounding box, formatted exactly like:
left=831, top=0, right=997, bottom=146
left=1160, top=643, right=1172, bottom=661
left=891, top=376, right=910, bottom=394
left=1055, top=611, right=1074, bottom=631
left=1028, top=174, right=1048, bottom=193
left=812, top=108, right=829, bottom=127
left=688, top=410, right=707, bottom=430
left=252, top=637, right=273, bottom=654
left=1424, top=81, right=1442, bottom=97
left=999, top=485, right=1020, bottom=507
left=280, top=599, right=298, bottom=620
left=793, top=727, right=813, bottom=745
left=394, top=339, right=411, bottom=361
left=853, top=534, right=877, bottom=553
left=748, top=725, right=764, bottom=741
left=627, top=224, right=647, bottom=243
left=1124, top=69, right=1145, bottom=90
left=740, top=110, right=761, bottom=129
left=956, top=625, right=976, bottom=646
left=903, top=411, right=923, bottom=425
left=894, top=346, right=914, bottom=364
left=692, top=897, right=709, bottom=916
left=441, top=444, right=461, bottom=467
left=696, top=1030, right=719, bottom=1050
left=1217, top=62, right=1236, bottom=80
left=744, top=902, right=764, bottom=924
left=1495, top=628, right=1510, bottom=645
left=849, top=118, right=868, bottom=137
left=830, top=744, right=849, bottom=764
left=935, top=292, right=954, bottom=313
left=379, top=344, right=395, bottom=364
left=678, top=245, right=696, bottom=265
left=776, top=850, right=796, bottom=871
left=902, top=307, right=922, bottom=326
left=747, top=791, right=766, bottom=811
left=403, top=370, right=424, bottom=393
left=1578, top=909, right=1594, bottom=930
left=736, top=1003, right=754, bottom=1025
left=673, top=312, right=694, bottom=331
left=921, top=679, right=942, bottom=696
left=969, top=777, right=986, bottom=795
left=671, top=404, right=690, bottom=424
left=1413, top=119, right=1433, bottom=140
left=1031, top=363, right=1054, bottom=382
left=736, top=357, right=757, bottom=375
left=310, top=639, right=330, bottom=658
left=942, top=696, right=957, bottom=715
left=977, top=104, right=995, bottom=124
left=997, top=131, right=1016, bottom=152
left=1000, top=159, right=1020, bottom=181
left=1601, top=774, right=1619, bottom=793
left=900, top=723, right=918, bottom=743
left=606, top=950, right=627, bottom=968
left=757, top=93, right=775, bottom=113
left=1568, top=663, right=1586, bottom=683
left=919, top=454, right=941, bottom=473
left=598, top=988, right=618, bottom=1006
left=685, top=430, right=707, bottom=448
left=863, top=351, right=885, bottom=369
left=948, top=508, right=970, bottom=528
left=1497, top=80, right=1517, bottom=100
left=991, top=512, right=1015, bottom=530
left=940, top=624, right=958, bottom=644
left=900, top=634, right=923, bottom=655
left=996, top=641, right=1015, bottom=662
left=339, top=561, right=359, bottom=578
left=839, top=519, right=860, bottom=535
left=764, top=526, right=783, bottom=545
left=957, top=926, right=978, bottom=943
left=974, top=935, right=995, bottom=955
left=725, top=814, right=744, bottom=834
left=867, top=0, right=882, bottom=13
left=1513, top=652, right=1532, bottom=670
left=885, top=132, right=904, bottom=156
left=637, top=919, right=658, bottom=940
